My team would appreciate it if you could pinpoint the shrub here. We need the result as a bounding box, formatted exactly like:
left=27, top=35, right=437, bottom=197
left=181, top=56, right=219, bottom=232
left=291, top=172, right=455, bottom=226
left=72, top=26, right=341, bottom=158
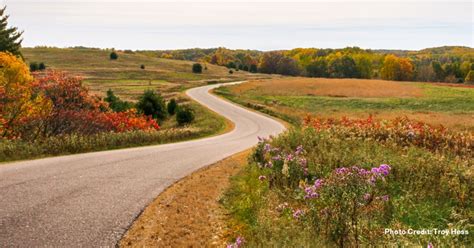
left=229, top=69, right=234, bottom=74
left=38, top=62, right=46, bottom=70
left=465, top=70, right=474, bottom=84
left=167, top=98, right=178, bottom=115
left=176, top=106, right=195, bottom=125
left=136, top=89, right=167, bottom=120
left=192, top=63, right=202, bottom=73
left=249, top=64, right=257, bottom=73
left=29, top=62, right=39, bottom=72
left=105, top=89, right=132, bottom=112
left=110, top=51, right=118, bottom=60
left=140, top=64, right=145, bottom=70
left=303, top=115, right=473, bottom=158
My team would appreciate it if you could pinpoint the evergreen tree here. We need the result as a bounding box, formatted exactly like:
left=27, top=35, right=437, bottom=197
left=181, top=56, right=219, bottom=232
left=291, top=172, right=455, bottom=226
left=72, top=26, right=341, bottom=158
left=0, top=6, right=23, bottom=57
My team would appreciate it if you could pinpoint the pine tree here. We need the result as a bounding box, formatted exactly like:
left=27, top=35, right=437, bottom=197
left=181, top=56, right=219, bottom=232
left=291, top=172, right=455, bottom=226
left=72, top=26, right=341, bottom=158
left=0, top=6, right=23, bottom=57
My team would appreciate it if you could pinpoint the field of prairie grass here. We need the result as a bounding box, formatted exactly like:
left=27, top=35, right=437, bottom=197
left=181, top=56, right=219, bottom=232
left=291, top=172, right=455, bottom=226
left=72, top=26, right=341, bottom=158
left=22, top=47, right=264, bottom=100
left=219, top=77, right=473, bottom=247
left=215, top=77, right=474, bottom=130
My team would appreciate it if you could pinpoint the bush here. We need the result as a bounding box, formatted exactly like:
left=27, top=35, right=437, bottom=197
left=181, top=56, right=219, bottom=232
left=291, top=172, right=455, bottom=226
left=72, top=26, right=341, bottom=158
left=176, top=106, right=195, bottom=125
left=29, top=62, right=39, bottom=72
left=110, top=51, right=118, bottom=60
left=465, top=70, right=474, bottom=84
left=38, top=62, right=46, bottom=70
left=140, top=64, right=145, bottom=70
left=104, top=89, right=132, bottom=112
left=192, top=63, right=202, bottom=73
left=229, top=69, right=234, bottom=74
left=167, top=98, right=178, bottom=115
left=249, top=64, right=258, bottom=73
left=136, top=89, right=167, bottom=120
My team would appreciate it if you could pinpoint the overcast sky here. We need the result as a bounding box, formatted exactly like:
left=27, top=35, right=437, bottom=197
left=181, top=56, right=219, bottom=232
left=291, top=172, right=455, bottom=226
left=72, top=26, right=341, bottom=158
left=3, top=0, right=473, bottom=50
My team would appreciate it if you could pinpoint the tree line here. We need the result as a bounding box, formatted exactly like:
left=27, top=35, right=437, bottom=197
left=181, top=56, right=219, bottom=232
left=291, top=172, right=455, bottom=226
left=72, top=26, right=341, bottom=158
left=151, top=46, right=474, bottom=83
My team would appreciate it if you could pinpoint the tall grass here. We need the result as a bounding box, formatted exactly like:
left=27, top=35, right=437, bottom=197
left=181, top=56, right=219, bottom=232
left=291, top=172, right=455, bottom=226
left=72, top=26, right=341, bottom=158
left=222, top=127, right=473, bottom=247
left=0, top=128, right=202, bottom=162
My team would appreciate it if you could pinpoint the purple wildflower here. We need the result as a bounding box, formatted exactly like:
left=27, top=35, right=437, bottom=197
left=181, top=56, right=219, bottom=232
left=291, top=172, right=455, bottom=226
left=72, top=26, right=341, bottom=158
left=265, top=161, right=273, bottom=168
left=227, top=236, right=245, bottom=248
left=378, top=164, right=391, bottom=176
left=427, top=243, right=433, bottom=248
left=263, top=143, right=272, bottom=153
left=293, top=209, right=304, bottom=220
left=314, top=179, right=323, bottom=188
left=295, top=145, right=304, bottom=155
left=258, top=175, right=267, bottom=181
left=380, top=195, right=389, bottom=202
left=363, top=193, right=371, bottom=201
left=336, top=167, right=350, bottom=175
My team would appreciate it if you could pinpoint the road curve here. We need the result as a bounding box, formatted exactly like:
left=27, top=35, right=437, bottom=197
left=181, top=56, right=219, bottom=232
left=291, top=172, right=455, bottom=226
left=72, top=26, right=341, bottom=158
left=0, top=82, right=285, bottom=247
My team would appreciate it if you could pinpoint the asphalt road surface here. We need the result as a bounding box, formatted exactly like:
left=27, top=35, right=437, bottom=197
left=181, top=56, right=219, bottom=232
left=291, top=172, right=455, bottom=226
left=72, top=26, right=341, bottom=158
left=0, top=82, right=286, bottom=247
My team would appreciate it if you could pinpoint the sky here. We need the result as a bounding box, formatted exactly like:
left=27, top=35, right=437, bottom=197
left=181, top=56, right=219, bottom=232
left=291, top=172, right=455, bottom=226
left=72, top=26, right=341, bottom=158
left=3, top=0, right=473, bottom=51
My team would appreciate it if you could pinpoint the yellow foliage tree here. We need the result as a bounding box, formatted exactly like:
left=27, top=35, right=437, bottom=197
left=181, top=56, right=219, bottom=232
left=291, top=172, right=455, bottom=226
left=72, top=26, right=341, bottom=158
left=0, top=52, right=51, bottom=138
left=380, top=54, right=414, bottom=81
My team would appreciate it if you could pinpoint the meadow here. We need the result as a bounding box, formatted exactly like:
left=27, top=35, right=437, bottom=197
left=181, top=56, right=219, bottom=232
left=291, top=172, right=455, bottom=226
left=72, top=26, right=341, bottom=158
left=219, top=78, right=473, bottom=247
left=215, top=77, right=474, bottom=130
left=0, top=47, right=266, bottom=162
left=22, top=47, right=263, bottom=100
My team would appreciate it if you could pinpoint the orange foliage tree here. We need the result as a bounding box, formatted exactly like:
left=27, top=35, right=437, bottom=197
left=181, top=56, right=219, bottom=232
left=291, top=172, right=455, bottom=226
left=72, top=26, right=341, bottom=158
left=0, top=52, right=51, bottom=138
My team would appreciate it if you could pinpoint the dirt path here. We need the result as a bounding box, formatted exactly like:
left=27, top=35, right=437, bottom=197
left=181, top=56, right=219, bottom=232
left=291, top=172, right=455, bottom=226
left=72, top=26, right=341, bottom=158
left=120, top=150, right=250, bottom=247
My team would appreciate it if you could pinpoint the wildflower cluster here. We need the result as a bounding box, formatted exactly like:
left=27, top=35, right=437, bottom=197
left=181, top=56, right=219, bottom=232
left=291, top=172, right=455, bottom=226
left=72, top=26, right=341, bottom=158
left=303, top=164, right=392, bottom=247
left=253, top=136, right=393, bottom=247
left=303, top=115, right=473, bottom=158
left=255, top=137, right=309, bottom=188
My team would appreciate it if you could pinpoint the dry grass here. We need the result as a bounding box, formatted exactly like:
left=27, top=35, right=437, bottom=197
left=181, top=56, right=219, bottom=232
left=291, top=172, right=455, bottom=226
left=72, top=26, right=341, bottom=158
left=233, top=77, right=424, bottom=98
left=120, top=150, right=250, bottom=247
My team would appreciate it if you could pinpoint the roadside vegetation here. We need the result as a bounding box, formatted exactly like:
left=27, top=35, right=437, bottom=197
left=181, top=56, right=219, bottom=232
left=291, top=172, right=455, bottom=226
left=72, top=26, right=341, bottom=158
left=217, top=78, right=473, bottom=247
left=222, top=117, right=472, bottom=247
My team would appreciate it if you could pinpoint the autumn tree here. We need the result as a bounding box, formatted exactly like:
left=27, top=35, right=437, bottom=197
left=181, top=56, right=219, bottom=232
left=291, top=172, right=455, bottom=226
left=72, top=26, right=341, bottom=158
left=465, top=70, right=474, bottom=84
left=0, top=52, right=51, bottom=138
left=380, top=54, right=414, bottom=81
left=259, top=51, right=300, bottom=75
left=258, top=51, right=283, bottom=74
left=305, top=58, right=328, bottom=77
left=0, top=7, right=23, bottom=57
left=328, top=54, right=359, bottom=78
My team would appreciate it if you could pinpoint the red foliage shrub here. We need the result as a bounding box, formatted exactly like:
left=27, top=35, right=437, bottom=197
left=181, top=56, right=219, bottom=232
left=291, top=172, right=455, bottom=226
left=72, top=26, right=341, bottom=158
left=17, top=71, right=159, bottom=140
left=303, top=115, right=473, bottom=158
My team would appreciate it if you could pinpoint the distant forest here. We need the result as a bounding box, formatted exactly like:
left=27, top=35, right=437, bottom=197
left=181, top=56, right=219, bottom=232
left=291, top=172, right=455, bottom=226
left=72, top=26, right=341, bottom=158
left=140, top=46, right=474, bottom=83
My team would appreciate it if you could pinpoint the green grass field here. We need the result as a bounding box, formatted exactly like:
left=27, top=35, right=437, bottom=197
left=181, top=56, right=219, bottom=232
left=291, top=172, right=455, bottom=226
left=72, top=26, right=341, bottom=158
left=215, top=77, right=474, bottom=130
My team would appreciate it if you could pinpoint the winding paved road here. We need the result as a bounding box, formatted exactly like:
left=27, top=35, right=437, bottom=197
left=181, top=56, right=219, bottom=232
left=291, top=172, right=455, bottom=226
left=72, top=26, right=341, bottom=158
left=0, top=82, right=285, bottom=247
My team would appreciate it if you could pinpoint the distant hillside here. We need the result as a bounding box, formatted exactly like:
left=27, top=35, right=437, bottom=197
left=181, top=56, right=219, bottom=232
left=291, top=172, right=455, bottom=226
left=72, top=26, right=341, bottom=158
left=21, top=47, right=264, bottom=100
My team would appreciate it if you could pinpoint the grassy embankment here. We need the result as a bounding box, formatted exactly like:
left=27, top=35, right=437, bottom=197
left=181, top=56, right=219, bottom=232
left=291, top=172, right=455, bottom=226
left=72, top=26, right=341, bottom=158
left=0, top=47, right=265, bottom=162
left=217, top=78, right=473, bottom=247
